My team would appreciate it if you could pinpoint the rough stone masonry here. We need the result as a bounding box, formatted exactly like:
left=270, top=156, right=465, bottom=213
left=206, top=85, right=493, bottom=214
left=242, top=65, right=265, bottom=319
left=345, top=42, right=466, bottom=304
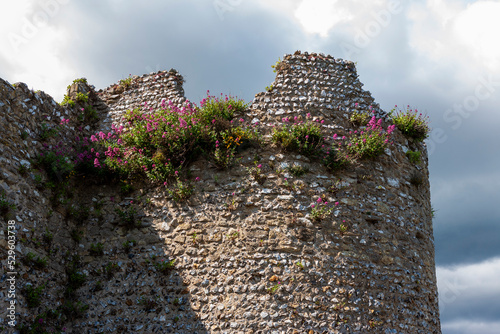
left=0, top=51, right=441, bottom=333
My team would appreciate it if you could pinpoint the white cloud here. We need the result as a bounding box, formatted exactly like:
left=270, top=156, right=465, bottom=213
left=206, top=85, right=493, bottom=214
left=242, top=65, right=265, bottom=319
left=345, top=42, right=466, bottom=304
left=294, top=0, right=353, bottom=37
left=0, top=1, right=75, bottom=101
left=437, top=257, right=500, bottom=296
left=437, top=257, right=500, bottom=330
left=442, top=319, right=500, bottom=334
left=408, top=0, right=500, bottom=80
left=453, top=1, right=500, bottom=70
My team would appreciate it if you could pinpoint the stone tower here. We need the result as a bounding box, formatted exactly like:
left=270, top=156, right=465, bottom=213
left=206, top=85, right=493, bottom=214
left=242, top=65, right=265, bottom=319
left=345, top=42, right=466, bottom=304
left=0, top=52, right=440, bottom=333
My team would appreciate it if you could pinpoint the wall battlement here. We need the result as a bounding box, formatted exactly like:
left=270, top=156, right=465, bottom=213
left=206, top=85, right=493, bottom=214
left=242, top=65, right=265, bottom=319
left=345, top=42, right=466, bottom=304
left=0, top=52, right=440, bottom=333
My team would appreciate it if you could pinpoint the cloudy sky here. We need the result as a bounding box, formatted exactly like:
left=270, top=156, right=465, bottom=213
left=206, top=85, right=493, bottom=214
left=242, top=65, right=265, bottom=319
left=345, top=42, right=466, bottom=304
left=1, top=1, right=499, bottom=332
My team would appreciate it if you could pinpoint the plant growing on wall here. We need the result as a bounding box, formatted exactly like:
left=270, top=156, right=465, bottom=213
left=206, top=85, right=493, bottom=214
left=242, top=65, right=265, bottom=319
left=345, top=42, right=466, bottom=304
left=406, top=150, right=421, bottom=164
left=390, top=105, right=430, bottom=141
left=272, top=115, right=323, bottom=158
left=346, top=116, right=396, bottom=159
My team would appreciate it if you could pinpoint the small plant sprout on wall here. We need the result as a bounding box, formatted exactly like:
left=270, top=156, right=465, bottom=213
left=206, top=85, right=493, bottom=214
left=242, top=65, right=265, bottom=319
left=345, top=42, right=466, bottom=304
left=310, top=197, right=338, bottom=222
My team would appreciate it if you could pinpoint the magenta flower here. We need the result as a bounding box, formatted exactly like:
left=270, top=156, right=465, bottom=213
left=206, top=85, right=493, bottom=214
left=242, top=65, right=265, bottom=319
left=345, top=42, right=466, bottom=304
left=311, top=204, right=315, bottom=208
left=257, top=164, right=262, bottom=168
left=316, top=197, right=322, bottom=203
left=90, top=135, right=97, bottom=142
left=335, top=202, right=339, bottom=206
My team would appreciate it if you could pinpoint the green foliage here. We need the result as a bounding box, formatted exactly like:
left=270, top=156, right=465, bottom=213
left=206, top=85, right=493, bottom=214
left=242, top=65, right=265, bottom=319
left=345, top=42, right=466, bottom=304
left=349, top=110, right=371, bottom=126
left=67, top=204, right=90, bottom=224
left=406, top=150, right=421, bottom=164
left=154, top=258, right=176, bottom=274
left=18, top=163, right=29, bottom=176
left=321, top=146, right=350, bottom=172
left=18, top=308, right=64, bottom=334
left=390, top=105, right=430, bottom=141
left=119, top=181, right=133, bottom=195
left=39, top=123, right=58, bottom=141
left=89, top=242, right=104, bottom=256
left=34, top=173, right=44, bottom=189
left=168, top=178, right=194, bottom=202
left=265, top=85, right=274, bottom=92
left=102, top=262, right=119, bottom=278
left=115, top=207, right=138, bottom=227
left=272, top=118, right=323, bottom=158
left=267, top=282, right=281, bottom=295
left=212, top=125, right=260, bottom=169
left=24, top=252, right=48, bottom=269
left=122, top=239, right=137, bottom=252
left=60, top=94, right=75, bottom=107
left=339, top=223, right=348, bottom=235
left=287, top=164, right=309, bottom=177
left=75, top=92, right=89, bottom=103
left=65, top=255, right=86, bottom=297
left=60, top=300, right=89, bottom=319
left=20, top=130, right=29, bottom=140
left=347, top=129, right=390, bottom=159
left=42, top=228, right=53, bottom=246
left=199, top=93, right=248, bottom=122
left=0, top=193, right=16, bottom=218
left=72, top=78, right=88, bottom=85
left=271, top=57, right=282, bottom=73
left=138, top=295, right=160, bottom=311
left=23, top=284, right=45, bottom=308
left=247, top=164, right=266, bottom=185
left=103, top=93, right=251, bottom=185
left=70, top=229, right=83, bottom=243
left=310, top=201, right=334, bottom=222
left=79, top=105, right=99, bottom=123
left=120, top=75, right=133, bottom=88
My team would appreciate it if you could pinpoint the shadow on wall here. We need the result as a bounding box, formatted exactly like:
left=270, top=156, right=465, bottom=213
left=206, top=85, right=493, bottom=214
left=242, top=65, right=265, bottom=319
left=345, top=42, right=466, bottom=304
left=0, top=79, right=208, bottom=333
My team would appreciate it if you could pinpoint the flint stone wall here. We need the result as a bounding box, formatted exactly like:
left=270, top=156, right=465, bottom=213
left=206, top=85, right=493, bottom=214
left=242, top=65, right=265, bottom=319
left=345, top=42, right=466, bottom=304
left=0, top=52, right=440, bottom=334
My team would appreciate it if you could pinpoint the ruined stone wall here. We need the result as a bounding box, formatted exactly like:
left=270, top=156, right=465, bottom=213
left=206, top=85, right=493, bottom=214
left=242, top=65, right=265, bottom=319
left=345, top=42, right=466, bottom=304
left=95, top=70, right=187, bottom=131
left=0, top=52, right=440, bottom=334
